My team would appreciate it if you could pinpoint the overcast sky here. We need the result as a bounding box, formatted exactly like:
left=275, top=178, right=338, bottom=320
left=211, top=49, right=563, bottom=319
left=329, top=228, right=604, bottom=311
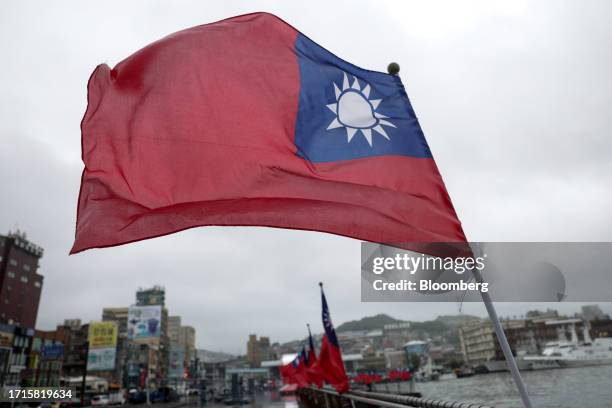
left=1, top=0, right=611, bottom=355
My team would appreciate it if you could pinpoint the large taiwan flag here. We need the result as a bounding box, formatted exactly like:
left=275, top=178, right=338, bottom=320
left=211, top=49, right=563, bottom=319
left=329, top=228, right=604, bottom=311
left=71, top=12, right=466, bottom=253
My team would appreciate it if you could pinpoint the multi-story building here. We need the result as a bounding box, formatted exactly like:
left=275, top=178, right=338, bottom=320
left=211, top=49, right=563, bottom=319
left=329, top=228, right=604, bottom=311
left=130, top=287, right=169, bottom=387
left=195, top=349, right=235, bottom=389
left=245, top=335, right=274, bottom=368
left=167, top=317, right=196, bottom=389
left=168, top=316, right=181, bottom=344
left=460, top=320, right=510, bottom=366
left=125, top=342, right=161, bottom=390
left=590, top=319, right=612, bottom=338
left=136, top=286, right=165, bottom=307
left=27, top=329, right=67, bottom=386
left=102, top=307, right=129, bottom=387
left=246, top=334, right=262, bottom=367
left=0, top=231, right=44, bottom=328
left=382, top=322, right=412, bottom=349
left=168, top=343, right=186, bottom=390
left=178, top=326, right=195, bottom=353
left=0, top=323, right=35, bottom=386
left=57, top=319, right=89, bottom=379
left=383, top=348, right=406, bottom=369
left=459, top=317, right=581, bottom=368
left=259, top=336, right=270, bottom=361
left=102, top=308, right=129, bottom=336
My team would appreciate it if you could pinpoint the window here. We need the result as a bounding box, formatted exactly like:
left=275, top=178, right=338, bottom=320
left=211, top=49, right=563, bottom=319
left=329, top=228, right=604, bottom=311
left=7, top=271, right=15, bottom=278
left=20, top=276, right=28, bottom=283
left=9, top=259, right=17, bottom=266
left=34, top=281, right=41, bottom=288
left=23, top=264, right=31, bottom=271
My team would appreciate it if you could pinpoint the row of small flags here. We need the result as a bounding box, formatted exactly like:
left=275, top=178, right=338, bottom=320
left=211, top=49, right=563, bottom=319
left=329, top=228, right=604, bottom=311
left=279, top=284, right=412, bottom=393
left=280, top=283, right=349, bottom=393
left=353, top=369, right=412, bottom=385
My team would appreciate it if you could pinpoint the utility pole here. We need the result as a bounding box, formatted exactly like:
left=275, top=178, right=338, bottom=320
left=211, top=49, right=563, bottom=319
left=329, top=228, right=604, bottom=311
left=194, top=355, right=200, bottom=406
left=80, top=340, right=89, bottom=406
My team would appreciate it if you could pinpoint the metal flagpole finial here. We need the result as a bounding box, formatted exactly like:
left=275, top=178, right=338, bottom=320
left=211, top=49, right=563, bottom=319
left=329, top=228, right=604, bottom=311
left=318, top=282, right=323, bottom=288
left=387, top=62, right=400, bottom=75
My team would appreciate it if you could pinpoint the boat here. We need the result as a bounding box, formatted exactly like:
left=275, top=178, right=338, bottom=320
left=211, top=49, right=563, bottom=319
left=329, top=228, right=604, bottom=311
left=521, top=320, right=612, bottom=369
left=454, top=367, right=474, bottom=378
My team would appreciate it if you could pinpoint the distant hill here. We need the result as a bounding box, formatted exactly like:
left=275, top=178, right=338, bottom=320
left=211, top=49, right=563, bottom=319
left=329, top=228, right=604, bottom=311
left=196, top=349, right=236, bottom=363
left=281, top=313, right=481, bottom=349
left=336, top=314, right=403, bottom=332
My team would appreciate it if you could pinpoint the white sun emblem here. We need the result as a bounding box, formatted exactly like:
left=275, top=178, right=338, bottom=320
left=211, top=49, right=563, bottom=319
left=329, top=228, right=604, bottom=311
left=326, top=72, right=396, bottom=146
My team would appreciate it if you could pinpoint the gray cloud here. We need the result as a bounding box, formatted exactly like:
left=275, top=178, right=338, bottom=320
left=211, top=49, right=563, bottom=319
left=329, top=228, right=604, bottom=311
left=1, top=0, right=611, bottom=354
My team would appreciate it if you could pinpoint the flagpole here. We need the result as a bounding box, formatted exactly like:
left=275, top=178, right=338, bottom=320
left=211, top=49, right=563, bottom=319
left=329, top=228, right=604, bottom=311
left=472, top=268, right=533, bottom=408
left=386, top=62, right=533, bottom=408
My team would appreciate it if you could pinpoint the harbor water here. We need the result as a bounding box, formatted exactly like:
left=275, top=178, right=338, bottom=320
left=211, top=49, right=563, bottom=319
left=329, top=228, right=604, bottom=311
left=375, top=365, right=612, bottom=408
left=193, top=366, right=612, bottom=408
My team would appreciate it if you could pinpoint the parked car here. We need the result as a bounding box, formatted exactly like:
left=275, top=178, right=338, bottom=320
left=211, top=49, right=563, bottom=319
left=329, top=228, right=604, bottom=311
left=149, top=387, right=179, bottom=403
left=91, top=395, right=110, bottom=406
left=149, top=390, right=165, bottom=404
left=127, top=390, right=147, bottom=405
left=108, top=391, right=126, bottom=405
left=37, top=403, right=60, bottom=408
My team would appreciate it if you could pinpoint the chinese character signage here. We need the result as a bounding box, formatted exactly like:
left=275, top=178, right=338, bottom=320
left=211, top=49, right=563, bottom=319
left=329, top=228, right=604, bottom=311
left=88, top=321, right=118, bottom=348
left=87, top=321, right=117, bottom=371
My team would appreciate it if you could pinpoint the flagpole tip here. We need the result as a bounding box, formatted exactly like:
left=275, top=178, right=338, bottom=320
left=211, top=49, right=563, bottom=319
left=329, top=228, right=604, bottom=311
left=318, top=282, right=323, bottom=287
left=387, top=62, right=400, bottom=75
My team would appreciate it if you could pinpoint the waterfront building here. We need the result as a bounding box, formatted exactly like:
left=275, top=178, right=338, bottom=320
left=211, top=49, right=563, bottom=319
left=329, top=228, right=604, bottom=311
left=590, top=319, right=612, bottom=338
left=459, top=316, right=589, bottom=369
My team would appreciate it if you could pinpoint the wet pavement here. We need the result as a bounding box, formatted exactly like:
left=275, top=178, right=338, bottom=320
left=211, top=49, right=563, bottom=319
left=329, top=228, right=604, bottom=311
left=182, top=392, right=298, bottom=408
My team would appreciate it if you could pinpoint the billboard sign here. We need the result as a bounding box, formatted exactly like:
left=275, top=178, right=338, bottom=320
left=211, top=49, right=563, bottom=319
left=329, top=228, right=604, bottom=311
left=87, top=347, right=116, bottom=371
left=0, top=331, right=14, bottom=348
left=41, top=344, right=64, bottom=359
left=168, top=345, right=185, bottom=379
left=128, top=305, right=162, bottom=340
left=89, top=321, right=118, bottom=349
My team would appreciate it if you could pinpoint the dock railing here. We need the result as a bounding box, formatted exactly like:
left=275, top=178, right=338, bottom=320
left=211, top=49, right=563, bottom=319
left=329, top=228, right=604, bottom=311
left=297, top=386, right=494, bottom=408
